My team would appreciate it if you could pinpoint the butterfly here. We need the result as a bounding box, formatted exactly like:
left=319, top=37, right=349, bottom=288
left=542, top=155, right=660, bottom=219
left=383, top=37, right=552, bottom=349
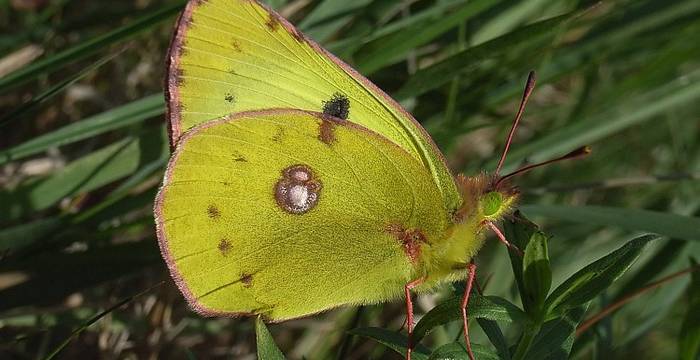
left=154, top=0, right=587, bottom=358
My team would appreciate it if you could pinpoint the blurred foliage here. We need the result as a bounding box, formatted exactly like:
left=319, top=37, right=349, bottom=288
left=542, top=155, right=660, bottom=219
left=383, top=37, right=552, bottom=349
left=0, top=0, right=699, bottom=359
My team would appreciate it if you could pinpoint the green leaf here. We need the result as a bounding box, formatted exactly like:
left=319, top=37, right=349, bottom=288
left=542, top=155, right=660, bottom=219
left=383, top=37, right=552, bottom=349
left=544, top=234, right=657, bottom=317
left=503, top=214, right=540, bottom=313
left=428, top=341, right=500, bottom=360
left=255, top=317, right=286, bottom=360
left=349, top=327, right=431, bottom=360
left=476, top=318, right=512, bottom=360
left=0, top=93, right=164, bottom=165
left=523, top=305, right=589, bottom=360
left=0, top=2, right=184, bottom=92
left=679, top=259, right=700, bottom=360
left=522, top=231, right=552, bottom=313
left=412, top=295, right=526, bottom=342
left=521, top=205, right=700, bottom=242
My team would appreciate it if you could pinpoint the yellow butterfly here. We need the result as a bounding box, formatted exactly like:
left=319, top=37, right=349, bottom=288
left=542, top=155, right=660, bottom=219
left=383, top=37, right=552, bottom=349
left=155, top=0, right=587, bottom=358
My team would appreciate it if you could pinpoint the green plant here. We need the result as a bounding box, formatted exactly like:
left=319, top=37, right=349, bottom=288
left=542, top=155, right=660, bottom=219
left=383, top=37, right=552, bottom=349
left=1, top=0, right=698, bottom=359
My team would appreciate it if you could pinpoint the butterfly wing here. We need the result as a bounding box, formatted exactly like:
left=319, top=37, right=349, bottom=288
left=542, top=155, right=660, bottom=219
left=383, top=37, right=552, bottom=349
left=166, top=0, right=461, bottom=212
left=155, top=110, right=449, bottom=320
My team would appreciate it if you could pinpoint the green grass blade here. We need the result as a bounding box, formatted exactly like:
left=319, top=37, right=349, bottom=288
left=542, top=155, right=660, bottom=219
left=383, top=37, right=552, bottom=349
left=679, top=259, right=700, bottom=360
left=0, top=126, right=167, bottom=220
left=0, top=241, right=159, bottom=312
left=0, top=93, right=164, bottom=165
left=354, top=0, right=497, bottom=75
left=521, top=205, right=700, bottom=242
left=0, top=52, right=118, bottom=128
left=394, top=11, right=575, bottom=100
left=43, top=282, right=161, bottom=360
left=0, top=2, right=184, bottom=92
left=496, top=68, right=700, bottom=171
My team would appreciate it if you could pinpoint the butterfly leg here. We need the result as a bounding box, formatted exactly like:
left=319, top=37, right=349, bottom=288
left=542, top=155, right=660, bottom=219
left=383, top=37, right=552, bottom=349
left=485, top=221, right=523, bottom=256
left=404, top=277, right=424, bottom=360
left=461, top=262, right=478, bottom=360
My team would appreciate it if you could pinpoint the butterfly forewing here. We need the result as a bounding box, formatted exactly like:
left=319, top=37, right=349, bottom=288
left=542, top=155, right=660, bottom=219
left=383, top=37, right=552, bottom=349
left=167, top=0, right=461, bottom=212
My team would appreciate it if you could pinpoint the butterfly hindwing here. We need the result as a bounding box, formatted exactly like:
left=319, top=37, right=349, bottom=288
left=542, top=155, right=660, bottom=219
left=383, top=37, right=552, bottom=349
left=166, top=0, right=461, bottom=212
left=155, top=110, right=449, bottom=320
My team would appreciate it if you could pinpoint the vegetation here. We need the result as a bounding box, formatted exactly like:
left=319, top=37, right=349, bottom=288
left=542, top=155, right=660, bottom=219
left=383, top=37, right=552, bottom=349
left=1, top=0, right=698, bottom=359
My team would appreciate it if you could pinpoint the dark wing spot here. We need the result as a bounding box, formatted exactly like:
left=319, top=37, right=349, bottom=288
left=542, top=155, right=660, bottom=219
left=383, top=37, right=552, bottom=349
left=207, top=204, right=221, bottom=219
left=240, top=273, right=253, bottom=288
left=266, top=14, right=280, bottom=31
left=386, top=224, right=426, bottom=264
left=271, top=127, right=285, bottom=142
left=232, top=40, right=242, bottom=52
left=174, top=68, right=185, bottom=86
left=218, top=238, right=232, bottom=255
left=322, top=93, right=350, bottom=120
left=318, top=119, right=336, bottom=145
left=232, top=151, right=247, bottom=162
left=225, top=93, right=235, bottom=103
left=274, top=164, right=322, bottom=214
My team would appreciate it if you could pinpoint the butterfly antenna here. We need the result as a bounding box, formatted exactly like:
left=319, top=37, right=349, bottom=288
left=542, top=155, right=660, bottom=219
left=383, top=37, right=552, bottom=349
left=495, top=146, right=592, bottom=188
left=494, top=71, right=537, bottom=178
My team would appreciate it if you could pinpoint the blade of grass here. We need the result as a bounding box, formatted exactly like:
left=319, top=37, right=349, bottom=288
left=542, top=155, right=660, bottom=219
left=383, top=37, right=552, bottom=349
left=521, top=205, right=700, bottom=242
left=0, top=51, right=120, bottom=128
left=576, top=264, right=700, bottom=337
left=0, top=126, right=167, bottom=220
left=0, top=93, right=164, bottom=166
left=394, top=11, right=576, bottom=100
left=42, top=282, right=163, bottom=360
left=0, top=1, right=184, bottom=92
left=355, top=0, right=497, bottom=74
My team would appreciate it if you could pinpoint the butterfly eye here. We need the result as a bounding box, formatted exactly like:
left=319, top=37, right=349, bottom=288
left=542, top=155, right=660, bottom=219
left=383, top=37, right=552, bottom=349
left=481, top=191, right=504, bottom=218
left=275, top=164, right=322, bottom=214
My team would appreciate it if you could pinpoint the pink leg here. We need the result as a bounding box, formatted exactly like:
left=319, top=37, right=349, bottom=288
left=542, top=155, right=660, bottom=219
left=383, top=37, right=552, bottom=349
left=485, top=221, right=523, bottom=256
left=461, top=263, right=477, bottom=360
left=404, top=277, right=424, bottom=360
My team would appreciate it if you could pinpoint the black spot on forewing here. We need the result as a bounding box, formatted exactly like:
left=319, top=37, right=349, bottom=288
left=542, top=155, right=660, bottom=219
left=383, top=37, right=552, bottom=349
left=322, top=93, right=350, bottom=120
left=266, top=13, right=280, bottom=31
left=225, top=93, right=235, bottom=103
left=207, top=204, right=221, bottom=219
